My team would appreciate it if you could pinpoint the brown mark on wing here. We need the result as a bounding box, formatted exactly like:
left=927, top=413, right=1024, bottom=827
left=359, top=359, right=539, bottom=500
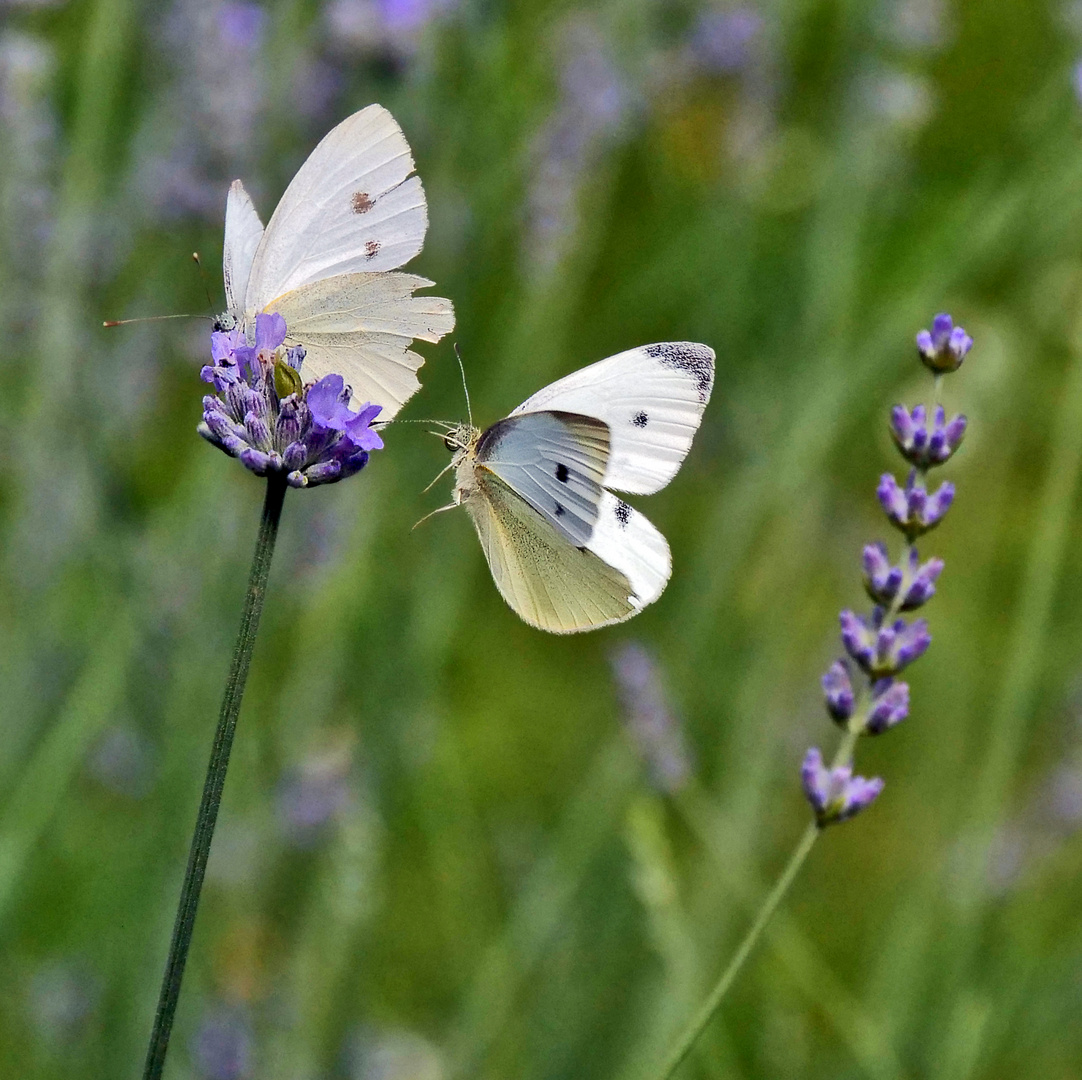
left=365, top=239, right=381, bottom=260
left=351, top=191, right=374, bottom=213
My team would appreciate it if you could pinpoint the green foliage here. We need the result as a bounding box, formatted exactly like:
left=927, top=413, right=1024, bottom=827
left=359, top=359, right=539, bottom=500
left=3, top=0, right=1082, bottom=1076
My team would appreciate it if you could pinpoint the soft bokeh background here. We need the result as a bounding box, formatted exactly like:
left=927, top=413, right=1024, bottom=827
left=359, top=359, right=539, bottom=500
left=3, top=0, right=1082, bottom=1076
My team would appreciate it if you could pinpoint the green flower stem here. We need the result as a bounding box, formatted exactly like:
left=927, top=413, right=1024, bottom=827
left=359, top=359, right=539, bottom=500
left=142, top=474, right=287, bottom=1080
left=656, top=821, right=820, bottom=1080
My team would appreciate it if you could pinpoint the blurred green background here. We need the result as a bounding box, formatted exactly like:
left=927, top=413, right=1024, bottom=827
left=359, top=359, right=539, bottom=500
left=4, top=0, right=1082, bottom=1076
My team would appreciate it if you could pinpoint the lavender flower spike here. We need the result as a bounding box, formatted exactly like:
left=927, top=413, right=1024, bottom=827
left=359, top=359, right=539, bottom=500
left=916, top=312, right=972, bottom=373
left=801, top=748, right=885, bottom=826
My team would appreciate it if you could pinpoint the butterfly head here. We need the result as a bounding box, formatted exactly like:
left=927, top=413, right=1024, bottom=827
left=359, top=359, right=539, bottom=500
left=442, top=422, right=480, bottom=457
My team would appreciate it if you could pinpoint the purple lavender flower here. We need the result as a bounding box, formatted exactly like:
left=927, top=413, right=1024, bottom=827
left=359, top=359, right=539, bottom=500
left=610, top=642, right=692, bottom=792
left=890, top=404, right=967, bottom=468
left=916, top=312, right=972, bottom=373
left=801, top=748, right=884, bottom=826
left=840, top=608, right=930, bottom=677
left=198, top=313, right=383, bottom=487
left=275, top=751, right=352, bottom=849
left=822, top=659, right=855, bottom=724
left=690, top=7, right=763, bottom=74
left=865, top=679, right=910, bottom=735
left=191, top=1006, right=252, bottom=1080
left=863, top=542, right=944, bottom=610
left=878, top=470, right=954, bottom=538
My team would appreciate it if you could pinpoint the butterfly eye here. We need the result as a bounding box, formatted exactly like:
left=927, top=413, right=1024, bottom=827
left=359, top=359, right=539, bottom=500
left=444, top=434, right=460, bottom=452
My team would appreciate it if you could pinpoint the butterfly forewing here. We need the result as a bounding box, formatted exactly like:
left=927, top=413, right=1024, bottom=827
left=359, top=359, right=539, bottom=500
left=476, top=411, right=610, bottom=547
left=223, top=180, right=264, bottom=318
left=510, top=342, right=715, bottom=495
left=244, top=104, right=429, bottom=309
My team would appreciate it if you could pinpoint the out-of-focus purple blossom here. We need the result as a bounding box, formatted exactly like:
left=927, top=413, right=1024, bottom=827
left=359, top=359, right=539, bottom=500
left=191, top=1005, right=253, bottom=1080
left=525, top=19, right=631, bottom=275
left=218, top=1, right=265, bottom=48
left=276, top=748, right=353, bottom=848
left=890, top=404, right=967, bottom=468
left=87, top=726, right=156, bottom=798
left=865, top=679, right=910, bottom=734
left=840, top=608, right=930, bottom=677
left=27, top=961, right=99, bottom=1044
left=916, top=313, right=972, bottom=373
left=878, top=471, right=954, bottom=538
left=1073, top=59, right=1082, bottom=106
left=862, top=542, right=944, bottom=610
left=1046, top=765, right=1082, bottom=826
left=610, top=642, right=692, bottom=793
left=199, top=313, right=383, bottom=486
left=801, top=747, right=884, bottom=827
left=822, top=659, right=855, bottom=724
left=323, top=0, right=456, bottom=60
left=690, top=7, right=763, bottom=74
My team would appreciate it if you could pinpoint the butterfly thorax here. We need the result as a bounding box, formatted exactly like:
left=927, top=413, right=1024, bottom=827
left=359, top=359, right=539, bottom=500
left=446, top=423, right=484, bottom=506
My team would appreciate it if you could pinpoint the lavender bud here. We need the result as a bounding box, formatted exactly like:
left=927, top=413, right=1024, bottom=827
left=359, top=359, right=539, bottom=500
left=901, top=556, right=944, bottom=609
left=916, top=312, right=972, bottom=373
left=801, top=747, right=885, bottom=826
left=305, top=460, right=342, bottom=484
left=283, top=442, right=308, bottom=471
left=822, top=659, right=855, bottom=724
left=887, top=617, right=931, bottom=671
left=243, top=411, right=272, bottom=449
left=863, top=541, right=904, bottom=604
left=287, top=470, right=308, bottom=488
left=879, top=471, right=955, bottom=538
left=238, top=447, right=271, bottom=474
left=840, top=609, right=930, bottom=677
left=865, top=679, right=910, bottom=734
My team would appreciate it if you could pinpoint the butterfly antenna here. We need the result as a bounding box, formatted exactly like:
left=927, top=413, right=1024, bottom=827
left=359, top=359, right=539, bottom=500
left=412, top=501, right=456, bottom=531
left=192, top=251, right=218, bottom=315
left=102, top=313, right=210, bottom=328
left=454, top=343, right=472, bottom=427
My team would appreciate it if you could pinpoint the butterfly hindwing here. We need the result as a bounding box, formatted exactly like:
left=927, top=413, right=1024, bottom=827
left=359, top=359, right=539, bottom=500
left=272, top=271, right=454, bottom=416
left=475, top=411, right=610, bottom=547
left=510, top=342, right=715, bottom=495
left=464, top=470, right=640, bottom=633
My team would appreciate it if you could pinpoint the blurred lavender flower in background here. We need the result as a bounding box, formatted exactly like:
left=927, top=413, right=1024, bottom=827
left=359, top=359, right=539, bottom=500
left=191, top=1004, right=253, bottom=1080
left=136, top=0, right=268, bottom=221
left=26, top=961, right=99, bottom=1045
left=86, top=725, right=156, bottom=799
left=610, top=642, right=692, bottom=793
left=524, top=17, right=632, bottom=275
left=275, top=741, right=354, bottom=849
left=689, top=6, right=763, bottom=74
left=345, top=1027, right=445, bottom=1080
left=323, top=0, right=457, bottom=65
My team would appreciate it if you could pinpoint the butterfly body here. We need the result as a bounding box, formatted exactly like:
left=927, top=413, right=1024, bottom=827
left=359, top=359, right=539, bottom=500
left=443, top=342, right=715, bottom=634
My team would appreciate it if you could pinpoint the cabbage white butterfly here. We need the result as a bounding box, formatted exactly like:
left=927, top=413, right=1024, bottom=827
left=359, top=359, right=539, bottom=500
left=439, top=342, right=715, bottom=633
left=221, top=104, right=454, bottom=418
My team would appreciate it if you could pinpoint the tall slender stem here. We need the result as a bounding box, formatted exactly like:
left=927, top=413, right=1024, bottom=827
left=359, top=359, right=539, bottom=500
left=142, top=475, right=287, bottom=1080
left=655, top=822, right=820, bottom=1080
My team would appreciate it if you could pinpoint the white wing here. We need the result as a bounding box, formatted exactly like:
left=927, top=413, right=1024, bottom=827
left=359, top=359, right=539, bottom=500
left=511, top=342, right=715, bottom=495
left=245, top=104, right=429, bottom=310
left=223, top=180, right=264, bottom=318
left=464, top=471, right=668, bottom=633
left=476, top=411, right=610, bottom=546
left=273, top=272, right=454, bottom=419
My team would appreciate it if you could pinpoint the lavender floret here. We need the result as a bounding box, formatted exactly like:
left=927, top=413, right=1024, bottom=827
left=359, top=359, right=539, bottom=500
left=865, top=679, right=910, bottom=734
left=916, top=312, right=972, bottom=373
left=863, top=543, right=944, bottom=610
left=839, top=608, right=930, bottom=677
left=890, top=404, right=967, bottom=468
left=801, top=748, right=884, bottom=826
left=878, top=471, right=954, bottom=538
left=198, top=312, right=383, bottom=488
left=822, top=659, right=855, bottom=724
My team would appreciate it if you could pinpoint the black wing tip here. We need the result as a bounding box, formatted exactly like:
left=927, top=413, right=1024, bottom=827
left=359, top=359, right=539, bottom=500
left=644, top=342, right=715, bottom=403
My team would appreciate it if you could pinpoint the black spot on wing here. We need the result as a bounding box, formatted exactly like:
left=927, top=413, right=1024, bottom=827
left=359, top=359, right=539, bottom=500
left=555, top=503, right=566, bottom=517
left=614, top=500, right=631, bottom=527
left=644, top=342, right=714, bottom=403
left=632, top=411, right=648, bottom=428
left=556, top=462, right=569, bottom=482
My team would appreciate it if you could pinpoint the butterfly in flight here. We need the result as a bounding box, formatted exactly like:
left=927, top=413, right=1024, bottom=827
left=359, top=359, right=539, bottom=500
left=435, top=342, right=715, bottom=633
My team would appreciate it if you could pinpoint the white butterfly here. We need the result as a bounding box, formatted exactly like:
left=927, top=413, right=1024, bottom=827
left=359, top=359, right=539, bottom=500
left=221, top=104, right=455, bottom=418
left=439, top=342, right=715, bottom=634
